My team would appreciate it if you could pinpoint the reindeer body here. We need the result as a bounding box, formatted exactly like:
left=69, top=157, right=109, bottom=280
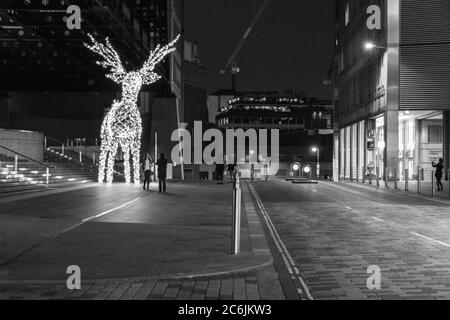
left=85, top=35, right=179, bottom=184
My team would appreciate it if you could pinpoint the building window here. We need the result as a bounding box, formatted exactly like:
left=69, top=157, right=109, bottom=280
left=428, top=125, right=443, bottom=143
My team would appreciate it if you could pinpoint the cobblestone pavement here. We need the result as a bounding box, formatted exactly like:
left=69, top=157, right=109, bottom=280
left=0, top=266, right=284, bottom=300
left=249, top=179, right=450, bottom=300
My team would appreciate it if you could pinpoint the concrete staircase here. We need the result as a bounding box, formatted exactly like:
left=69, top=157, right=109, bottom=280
left=0, top=144, right=131, bottom=195
left=0, top=149, right=98, bottom=196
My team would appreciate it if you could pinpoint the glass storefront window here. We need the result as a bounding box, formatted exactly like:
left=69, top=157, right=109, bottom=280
left=358, top=121, right=365, bottom=180
left=375, top=116, right=385, bottom=180
left=345, top=126, right=351, bottom=179
left=351, top=124, right=357, bottom=180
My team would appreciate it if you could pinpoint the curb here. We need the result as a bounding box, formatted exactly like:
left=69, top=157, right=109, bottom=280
left=246, top=181, right=314, bottom=300
left=327, top=180, right=450, bottom=205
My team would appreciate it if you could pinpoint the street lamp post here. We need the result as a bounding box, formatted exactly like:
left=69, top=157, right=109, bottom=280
left=312, top=147, right=320, bottom=179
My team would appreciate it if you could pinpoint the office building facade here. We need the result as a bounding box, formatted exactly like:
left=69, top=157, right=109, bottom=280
left=333, top=0, right=450, bottom=182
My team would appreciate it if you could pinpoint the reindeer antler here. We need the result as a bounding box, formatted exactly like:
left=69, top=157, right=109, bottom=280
left=140, top=34, right=180, bottom=84
left=84, top=33, right=126, bottom=83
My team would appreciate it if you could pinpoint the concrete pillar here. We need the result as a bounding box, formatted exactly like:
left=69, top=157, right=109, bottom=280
left=415, top=119, right=422, bottom=177
left=385, top=0, right=400, bottom=183
left=443, top=111, right=450, bottom=180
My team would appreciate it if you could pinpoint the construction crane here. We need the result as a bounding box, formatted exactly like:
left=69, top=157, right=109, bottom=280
left=220, top=0, right=271, bottom=93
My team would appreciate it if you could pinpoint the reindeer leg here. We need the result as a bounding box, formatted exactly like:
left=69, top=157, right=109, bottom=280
left=122, top=143, right=131, bottom=183
left=98, top=142, right=108, bottom=183
left=106, top=142, right=118, bottom=184
left=131, top=140, right=141, bottom=185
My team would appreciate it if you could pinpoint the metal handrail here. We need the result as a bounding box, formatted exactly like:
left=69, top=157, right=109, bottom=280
left=45, top=135, right=66, bottom=146
left=0, top=144, right=54, bottom=169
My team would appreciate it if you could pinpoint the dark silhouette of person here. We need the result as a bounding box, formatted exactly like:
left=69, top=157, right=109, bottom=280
left=227, top=163, right=235, bottom=183
left=157, top=153, right=168, bottom=193
left=215, top=163, right=225, bottom=184
left=142, top=153, right=153, bottom=190
left=432, top=158, right=444, bottom=191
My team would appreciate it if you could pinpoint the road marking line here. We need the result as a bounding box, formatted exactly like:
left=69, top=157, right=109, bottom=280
left=1, top=196, right=142, bottom=267
left=372, top=217, right=384, bottom=222
left=82, top=197, right=141, bottom=222
left=248, top=183, right=314, bottom=300
left=410, top=232, right=450, bottom=248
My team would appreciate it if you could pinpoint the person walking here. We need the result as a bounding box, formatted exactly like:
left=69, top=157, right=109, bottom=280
left=432, top=158, right=444, bottom=192
left=156, top=153, right=168, bottom=193
left=142, top=153, right=153, bottom=190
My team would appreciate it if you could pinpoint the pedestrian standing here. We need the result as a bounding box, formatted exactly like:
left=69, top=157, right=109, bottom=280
left=432, top=158, right=444, bottom=191
left=215, top=162, right=225, bottom=184
left=227, top=163, right=235, bottom=183
left=142, top=153, right=153, bottom=190
left=156, top=153, right=168, bottom=193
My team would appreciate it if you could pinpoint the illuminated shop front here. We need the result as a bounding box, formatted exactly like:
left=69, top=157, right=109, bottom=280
left=337, top=111, right=444, bottom=184
left=398, top=111, right=443, bottom=181
left=332, top=0, right=450, bottom=184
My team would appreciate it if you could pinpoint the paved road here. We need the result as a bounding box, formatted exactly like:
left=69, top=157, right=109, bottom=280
left=249, top=179, right=450, bottom=299
left=0, top=181, right=284, bottom=300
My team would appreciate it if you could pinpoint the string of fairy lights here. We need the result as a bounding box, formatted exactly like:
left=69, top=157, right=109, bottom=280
left=85, top=34, right=179, bottom=184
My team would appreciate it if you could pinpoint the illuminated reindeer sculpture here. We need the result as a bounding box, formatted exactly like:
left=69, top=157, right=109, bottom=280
left=85, top=34, right=179, bottom=184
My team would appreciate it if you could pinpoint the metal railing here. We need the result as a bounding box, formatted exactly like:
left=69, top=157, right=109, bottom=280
left=344, top=165, right=450, bottom=200
left=45, top=136, right=99, bottom=165
left=0, top=144, right=53, bottom=185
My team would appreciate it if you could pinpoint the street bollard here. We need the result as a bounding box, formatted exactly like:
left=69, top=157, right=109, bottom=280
left=448, top=170, right=450, bottom=200
left=417, top=169, right=421, bottom=194
left=394, top=167, right=398, bottom=189
left=385, top=167, right=389, bottom=189
left=62, top=144, right=65, bottom=156
left=405, top=169, right=409, bottom=192
left=376, top=167, right=380, bottom=187
left=46, top=167, right=49, bottom=185
left=14, top=155, right=18, bottom=172
left=93, top=152, right=96, bottom=164
left=432, top=171, right=435, bottom=197
left=79, top=151, right=82, bottom=163
left=448, top=170, right=450, bottom=199
left=231, top=170, right=241, bottom=255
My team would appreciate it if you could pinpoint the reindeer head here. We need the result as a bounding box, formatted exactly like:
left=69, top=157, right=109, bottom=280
left=84, top=34, right=180, bottom=93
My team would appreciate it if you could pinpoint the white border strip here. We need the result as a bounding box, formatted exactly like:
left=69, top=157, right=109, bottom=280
left=410, top=232, right=450, bottom=248
left=82, top=197, right=141, bottom=223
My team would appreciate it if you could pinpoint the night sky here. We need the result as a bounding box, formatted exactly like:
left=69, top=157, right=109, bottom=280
left=185, top=0, right=335, bottom=99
